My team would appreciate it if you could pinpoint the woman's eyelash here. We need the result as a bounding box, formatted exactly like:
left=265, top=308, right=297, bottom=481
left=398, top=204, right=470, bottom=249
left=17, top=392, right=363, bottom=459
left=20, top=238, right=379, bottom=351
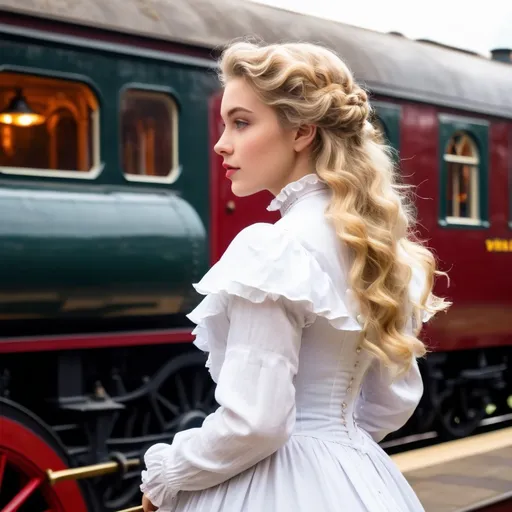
left=220, top=120, right=248, bottom=129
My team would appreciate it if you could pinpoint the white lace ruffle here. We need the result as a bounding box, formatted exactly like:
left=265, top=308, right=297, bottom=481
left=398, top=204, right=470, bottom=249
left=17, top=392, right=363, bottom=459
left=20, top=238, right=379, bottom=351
left=187, top=222, right=362, bottom=382
left=267, top=173, right=326, bottom=213
left=187, top=293, right=228, bottom=382
left=140, top=443, right=178, bottom=510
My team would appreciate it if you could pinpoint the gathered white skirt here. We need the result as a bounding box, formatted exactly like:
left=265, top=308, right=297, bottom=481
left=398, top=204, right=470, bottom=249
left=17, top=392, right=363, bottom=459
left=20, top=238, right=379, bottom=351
left=168, top=434, right=424, bottom=512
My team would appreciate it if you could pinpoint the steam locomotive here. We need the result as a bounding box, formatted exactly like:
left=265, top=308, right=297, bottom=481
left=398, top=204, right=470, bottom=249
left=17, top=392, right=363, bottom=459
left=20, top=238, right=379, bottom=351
left=0, top=0, right=511, bottom=510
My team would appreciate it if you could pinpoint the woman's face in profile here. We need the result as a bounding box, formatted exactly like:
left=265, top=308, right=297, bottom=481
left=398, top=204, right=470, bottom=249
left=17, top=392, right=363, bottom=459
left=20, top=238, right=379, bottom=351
left=214, top=77, right=298, bottom=197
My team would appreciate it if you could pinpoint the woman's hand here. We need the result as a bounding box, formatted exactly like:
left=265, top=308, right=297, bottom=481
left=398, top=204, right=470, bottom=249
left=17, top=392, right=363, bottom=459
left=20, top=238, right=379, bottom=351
left=142, top=494, right=158, bottom=512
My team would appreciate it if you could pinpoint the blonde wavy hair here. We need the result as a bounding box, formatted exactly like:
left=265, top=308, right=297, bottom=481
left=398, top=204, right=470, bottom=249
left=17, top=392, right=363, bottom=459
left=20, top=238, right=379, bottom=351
left=218, top=41, right=450, bottom=376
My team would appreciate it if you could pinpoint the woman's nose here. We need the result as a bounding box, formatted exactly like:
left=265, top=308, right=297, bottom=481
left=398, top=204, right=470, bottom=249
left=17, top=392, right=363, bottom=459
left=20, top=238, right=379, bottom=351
left=214, top=133, right=233, bottom=156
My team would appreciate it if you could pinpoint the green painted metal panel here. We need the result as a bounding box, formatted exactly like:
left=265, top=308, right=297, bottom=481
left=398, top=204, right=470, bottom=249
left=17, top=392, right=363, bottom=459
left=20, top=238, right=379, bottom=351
left=0, top=184, right=207, bottom=321
left=438, top=114, right=489, bottom=228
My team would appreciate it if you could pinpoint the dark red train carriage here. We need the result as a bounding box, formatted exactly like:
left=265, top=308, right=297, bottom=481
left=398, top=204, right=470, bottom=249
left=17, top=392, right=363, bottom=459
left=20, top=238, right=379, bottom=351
left=0, top=1, right=511, bottom=511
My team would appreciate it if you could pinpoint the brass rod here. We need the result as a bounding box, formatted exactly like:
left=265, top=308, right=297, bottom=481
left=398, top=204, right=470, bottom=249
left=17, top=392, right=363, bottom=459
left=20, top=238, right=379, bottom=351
left=46, top=457, right=140, bottom=485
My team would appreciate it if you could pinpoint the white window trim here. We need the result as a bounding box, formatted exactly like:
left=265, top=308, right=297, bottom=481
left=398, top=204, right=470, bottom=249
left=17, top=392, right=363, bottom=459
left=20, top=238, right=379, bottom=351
left=123, top=165, right=182, bottom=184
left=0, top=164, right=104, bottom=180
left=444, top=154, right=478, bottom=165
left=445, top=216, right=483, bottom=226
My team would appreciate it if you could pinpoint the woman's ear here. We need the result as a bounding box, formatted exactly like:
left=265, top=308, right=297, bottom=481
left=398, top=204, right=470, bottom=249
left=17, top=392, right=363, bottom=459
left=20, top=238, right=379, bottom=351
left=293, top=124, right=317, bottom=152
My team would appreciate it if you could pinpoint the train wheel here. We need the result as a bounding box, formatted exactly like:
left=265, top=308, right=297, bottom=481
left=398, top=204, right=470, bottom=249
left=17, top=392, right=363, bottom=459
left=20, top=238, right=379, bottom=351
left=112, top=350, right=218, bottom=436
left=436, top=382, right=487, bottom=439
left=0, top=397, right=91, bottom=512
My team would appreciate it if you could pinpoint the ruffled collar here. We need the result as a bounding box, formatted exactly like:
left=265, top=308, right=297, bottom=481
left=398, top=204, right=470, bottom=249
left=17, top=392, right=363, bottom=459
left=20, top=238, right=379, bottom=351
left=267, top=173, right=328, bottom=215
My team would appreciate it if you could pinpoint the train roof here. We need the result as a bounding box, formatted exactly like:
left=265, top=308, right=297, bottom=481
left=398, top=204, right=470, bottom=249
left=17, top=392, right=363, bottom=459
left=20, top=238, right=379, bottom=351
left=1, top=0, right=512, bottom=119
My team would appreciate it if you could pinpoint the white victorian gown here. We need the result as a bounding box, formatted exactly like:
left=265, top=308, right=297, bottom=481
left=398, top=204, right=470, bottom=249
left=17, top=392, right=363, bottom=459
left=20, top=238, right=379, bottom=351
left=140, top=174, right=429, bottom=511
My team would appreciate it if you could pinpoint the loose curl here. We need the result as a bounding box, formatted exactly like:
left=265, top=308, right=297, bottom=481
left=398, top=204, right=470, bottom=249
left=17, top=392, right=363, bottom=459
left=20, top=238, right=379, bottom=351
left=218, top=41, right=450, bottom=376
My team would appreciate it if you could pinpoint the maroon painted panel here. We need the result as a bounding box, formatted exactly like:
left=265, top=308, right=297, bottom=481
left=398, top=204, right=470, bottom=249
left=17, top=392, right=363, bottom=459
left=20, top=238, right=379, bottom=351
left=400, top=102, right=512, bottom=351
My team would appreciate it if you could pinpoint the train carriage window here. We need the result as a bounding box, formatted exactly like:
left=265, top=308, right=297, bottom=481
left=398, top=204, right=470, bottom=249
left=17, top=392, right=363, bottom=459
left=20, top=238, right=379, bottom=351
left=121, top=89, right=179, bottom=183
left=445, top=132, right=479, bottom=221
left=439, top=115, right=489, bottom=228
left=0, top=72, right=100, bottom=177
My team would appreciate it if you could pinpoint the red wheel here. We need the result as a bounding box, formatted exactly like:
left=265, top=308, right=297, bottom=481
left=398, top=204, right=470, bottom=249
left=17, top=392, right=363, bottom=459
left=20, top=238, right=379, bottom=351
left=0, top=398, right=90, bottom=512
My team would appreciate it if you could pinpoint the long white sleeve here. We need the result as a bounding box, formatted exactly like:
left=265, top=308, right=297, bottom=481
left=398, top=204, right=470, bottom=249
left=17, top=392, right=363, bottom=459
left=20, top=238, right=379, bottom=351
left=354, top=355, right=424, bottom=443
left=140, top=295, right=303, bottom=507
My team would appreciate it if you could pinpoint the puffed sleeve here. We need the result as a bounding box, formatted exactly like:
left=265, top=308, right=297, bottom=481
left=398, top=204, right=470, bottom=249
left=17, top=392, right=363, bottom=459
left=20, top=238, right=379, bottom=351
left=354, top=354, right=424, bottom=443
left=139, top=295, right=303, bottom=508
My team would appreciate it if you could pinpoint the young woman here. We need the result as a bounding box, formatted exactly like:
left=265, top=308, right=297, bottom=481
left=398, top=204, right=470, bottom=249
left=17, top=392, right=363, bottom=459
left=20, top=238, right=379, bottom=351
left=139, top=40, right=449, bottom=512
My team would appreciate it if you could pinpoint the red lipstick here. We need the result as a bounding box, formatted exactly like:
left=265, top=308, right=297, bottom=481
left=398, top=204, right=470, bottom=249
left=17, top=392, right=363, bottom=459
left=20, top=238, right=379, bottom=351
left=223, top=162, right=240, bottom=178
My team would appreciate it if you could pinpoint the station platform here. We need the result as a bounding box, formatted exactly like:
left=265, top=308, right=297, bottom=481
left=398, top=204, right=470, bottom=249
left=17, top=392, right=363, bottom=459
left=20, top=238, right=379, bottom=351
left=393, top=427, right=512, bottom=512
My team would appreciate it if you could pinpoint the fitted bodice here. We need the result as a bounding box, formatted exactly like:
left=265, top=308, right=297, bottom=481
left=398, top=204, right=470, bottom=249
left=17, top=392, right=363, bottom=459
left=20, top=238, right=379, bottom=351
left=292, top=317, right=373, bottom=447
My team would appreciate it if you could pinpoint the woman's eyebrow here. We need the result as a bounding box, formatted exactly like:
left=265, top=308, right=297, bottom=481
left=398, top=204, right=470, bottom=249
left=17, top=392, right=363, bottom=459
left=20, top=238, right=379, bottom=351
left=225, top=106, right=254, bottom=118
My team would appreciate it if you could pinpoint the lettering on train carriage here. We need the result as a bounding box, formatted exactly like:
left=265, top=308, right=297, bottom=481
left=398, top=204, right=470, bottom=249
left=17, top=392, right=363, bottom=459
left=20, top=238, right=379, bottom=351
left=485, top=239, right=512, bottom=252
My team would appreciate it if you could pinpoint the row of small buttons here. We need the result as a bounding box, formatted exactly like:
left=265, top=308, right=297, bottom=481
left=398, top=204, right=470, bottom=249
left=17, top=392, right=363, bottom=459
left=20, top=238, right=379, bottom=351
left=340, top=337, right=364, bottom=437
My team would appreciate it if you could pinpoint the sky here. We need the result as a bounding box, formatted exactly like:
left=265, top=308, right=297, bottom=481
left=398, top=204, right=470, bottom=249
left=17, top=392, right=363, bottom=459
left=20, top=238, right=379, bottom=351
left=250, top=0, right=512, bottom=57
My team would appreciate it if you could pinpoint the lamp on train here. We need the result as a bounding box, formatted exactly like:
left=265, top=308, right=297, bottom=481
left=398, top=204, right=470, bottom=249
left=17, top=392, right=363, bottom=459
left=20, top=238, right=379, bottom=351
left=0, top=89, right=46, bottom=127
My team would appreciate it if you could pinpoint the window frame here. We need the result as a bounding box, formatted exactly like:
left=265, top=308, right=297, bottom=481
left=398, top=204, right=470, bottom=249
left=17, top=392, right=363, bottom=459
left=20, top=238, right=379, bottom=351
left=0, top=66, right=102, bottom=180
left=119, top=85, right=181, bottom=185
left=438, top=114, right=489, bottom=229
left=372, top=101, right=401, bottom=155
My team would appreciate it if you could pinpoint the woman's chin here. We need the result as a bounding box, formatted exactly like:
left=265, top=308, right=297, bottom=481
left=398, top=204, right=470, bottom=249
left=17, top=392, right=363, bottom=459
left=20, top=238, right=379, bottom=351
left=230, top=180, right=258, bottom=198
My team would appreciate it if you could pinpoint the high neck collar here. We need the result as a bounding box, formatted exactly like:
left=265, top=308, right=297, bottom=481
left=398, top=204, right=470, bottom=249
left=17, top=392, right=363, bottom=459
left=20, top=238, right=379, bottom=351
left=267, top=174, right=328, bottom=216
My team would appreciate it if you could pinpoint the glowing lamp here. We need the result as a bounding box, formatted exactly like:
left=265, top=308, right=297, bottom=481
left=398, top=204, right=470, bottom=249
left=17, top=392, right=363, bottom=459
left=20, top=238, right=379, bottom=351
left=0, top=90, right=46, bottom=127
